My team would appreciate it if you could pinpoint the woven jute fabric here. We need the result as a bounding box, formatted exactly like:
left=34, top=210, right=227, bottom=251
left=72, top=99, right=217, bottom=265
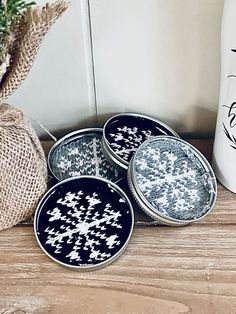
left=0, top=1, right=68, bottom=230
left=0, top=0, right=68, bottom=101
left=0, top=104, right=48, bottom=230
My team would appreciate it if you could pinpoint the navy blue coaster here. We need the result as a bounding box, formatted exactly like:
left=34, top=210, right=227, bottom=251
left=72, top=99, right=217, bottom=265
left=34, top=176, right=134, bottom=270
left=103, top=113, right=179, bottom=170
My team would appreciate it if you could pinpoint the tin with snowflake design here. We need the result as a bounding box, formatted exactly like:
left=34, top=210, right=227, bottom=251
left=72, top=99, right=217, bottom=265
left=128, top=136, right=217, bottom=226
left=34, top=176, right=134, bottom=270
left=102, top=113, right=179, bottom=173
left=48, top=128, right=122, bottom=183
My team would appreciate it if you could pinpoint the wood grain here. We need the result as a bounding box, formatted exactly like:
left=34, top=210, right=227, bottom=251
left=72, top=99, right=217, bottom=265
left=1, top=224, right=236, bottom=314
left=1, top=139, right=236, bottom=314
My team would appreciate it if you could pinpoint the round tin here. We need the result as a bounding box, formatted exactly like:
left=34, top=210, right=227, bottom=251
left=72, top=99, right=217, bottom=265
left=102, top=113, right=179, bottom=173
left=128, top=136, right=217, bottom=226
left=48, top=128, right=122, bottom=183
left=34, top=176, right=134, bottom=270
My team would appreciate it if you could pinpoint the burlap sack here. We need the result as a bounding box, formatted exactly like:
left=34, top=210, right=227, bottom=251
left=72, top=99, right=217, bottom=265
left=0, top=104, right=47, bottom=230
left=0, top=1, right=68, bottom=230
left=0, top=1, right=68, bottom=100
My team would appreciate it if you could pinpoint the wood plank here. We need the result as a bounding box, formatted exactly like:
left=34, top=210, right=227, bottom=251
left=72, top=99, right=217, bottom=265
left=1, top=225, right=236, bottom=313
left=2, top=139, right=236, bottom=313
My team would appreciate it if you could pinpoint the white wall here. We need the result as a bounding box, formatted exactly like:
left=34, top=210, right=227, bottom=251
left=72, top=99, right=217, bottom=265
left=90, top=0, right=224, bottom=135
left=8, top=0, right=224, bottom=137
left=9, top=0, right=97, bottom=138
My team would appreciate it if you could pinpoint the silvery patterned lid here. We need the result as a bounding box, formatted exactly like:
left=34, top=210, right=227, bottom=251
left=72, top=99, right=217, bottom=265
left=48, top=128, right=122, bottom=183
left=128, top=136, right=217, bottom=225
left=34, top=176, right=134, bottom=270
left=102, top=113, right=179, bottom=172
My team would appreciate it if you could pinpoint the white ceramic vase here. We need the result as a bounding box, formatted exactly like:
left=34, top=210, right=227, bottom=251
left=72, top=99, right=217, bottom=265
left=213, top=0, right=236, bottom=193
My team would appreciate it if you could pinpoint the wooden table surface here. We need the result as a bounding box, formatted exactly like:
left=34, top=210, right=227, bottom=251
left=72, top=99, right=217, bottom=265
left=1, top=139, right=236, bottom=314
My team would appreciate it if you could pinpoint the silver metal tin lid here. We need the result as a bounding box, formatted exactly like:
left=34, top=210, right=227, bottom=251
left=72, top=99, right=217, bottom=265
left=128, top=136, right=217, bottom=226
left=34, top=176, right=134, bottom=270
left=102, top=113, right=179, bottom=173
left=48, top=128, right=122, bottom=183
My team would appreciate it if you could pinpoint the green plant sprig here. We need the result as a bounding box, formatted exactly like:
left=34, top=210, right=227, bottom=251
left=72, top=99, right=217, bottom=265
left=0, top=0, right=36, bottom=60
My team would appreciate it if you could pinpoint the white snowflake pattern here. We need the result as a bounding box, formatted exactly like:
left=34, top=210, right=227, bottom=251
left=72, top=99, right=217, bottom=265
left=106, top=235, right=120, bottom=249
left=109, top=126, right=154, bottom=161
left=134, top=140, right=211, bottom=220
left=44, top=190, right=123, bottom=264
left=52, top=136, right=120, bottom=182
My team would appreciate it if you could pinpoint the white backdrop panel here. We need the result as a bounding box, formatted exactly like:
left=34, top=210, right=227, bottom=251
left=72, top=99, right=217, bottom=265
left=8, top=0, right=95, bottom=137
left=90, top=0, right=224, bottom=134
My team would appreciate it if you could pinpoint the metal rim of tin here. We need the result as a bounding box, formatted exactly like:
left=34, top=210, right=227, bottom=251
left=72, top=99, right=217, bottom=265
left=128, top=136, right=217, bottom=226
left=102, top=112, right=180, bottom=172
left=48, top=128, right=104, bottom=181
left=34, top=175, right=134, bottom=271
